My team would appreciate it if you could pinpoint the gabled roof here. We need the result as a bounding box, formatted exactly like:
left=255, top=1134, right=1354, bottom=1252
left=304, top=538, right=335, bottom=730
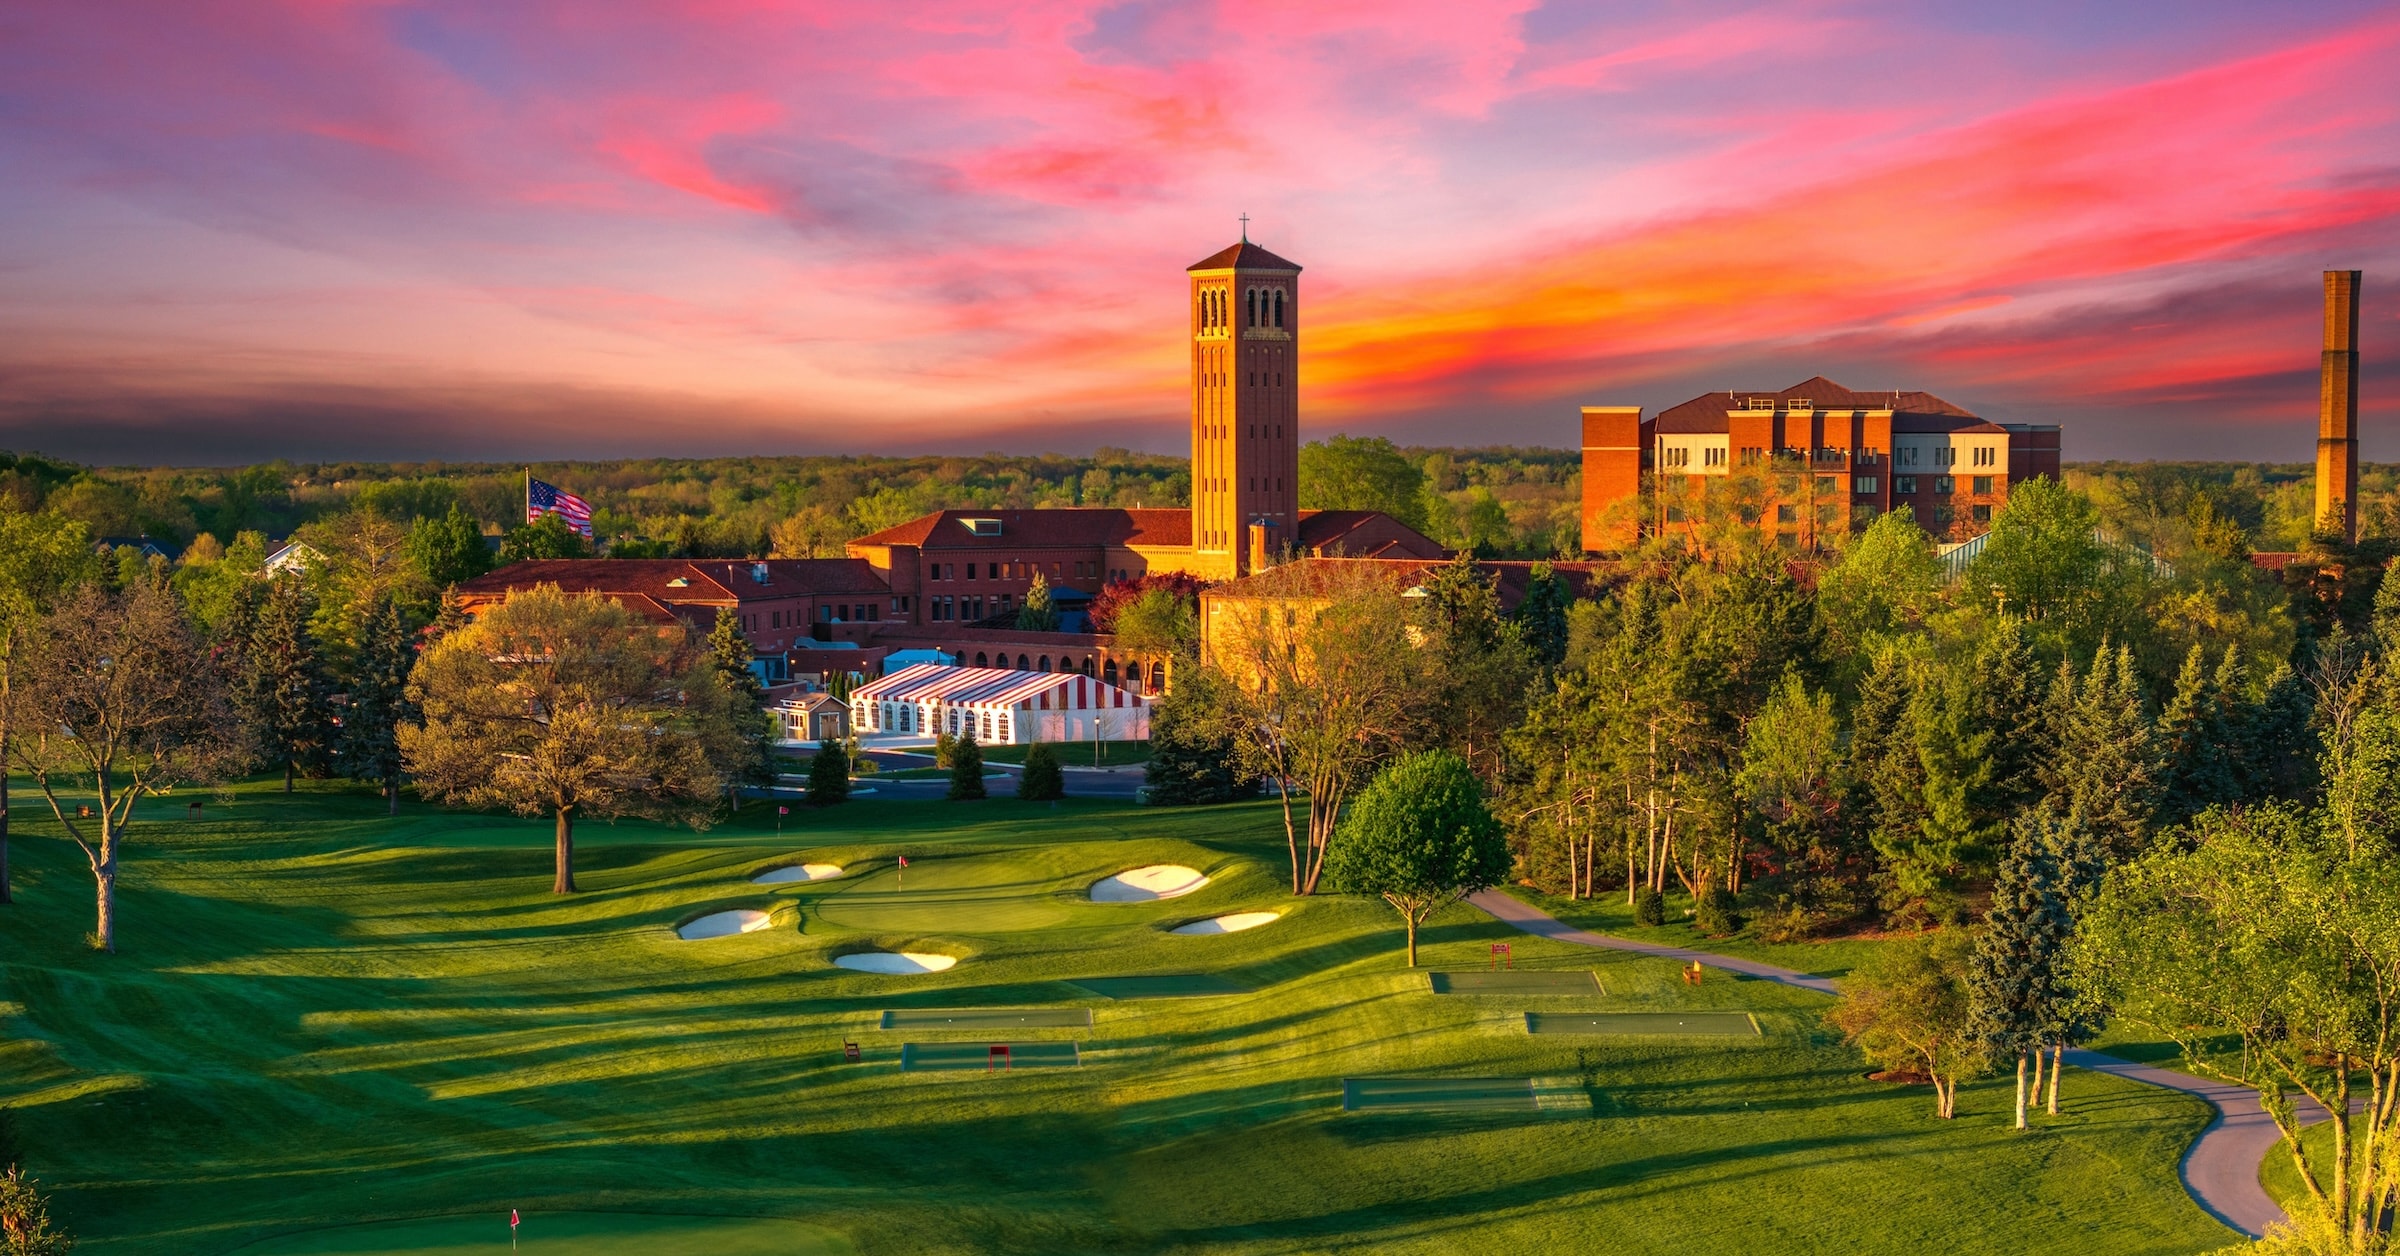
left=852, top=662, right=1149, bottom=709
left=1187, top=240, right=1302, bottom=272
left=1203, top=558, right=1622, bottom=609
left=848, top=508, right=1194, bottom=551
left=455, top=558, right=887, bottom=604
left=1294, top=510, right=1446, bottom=559
left=1653, top=377, right=1979, bottom=434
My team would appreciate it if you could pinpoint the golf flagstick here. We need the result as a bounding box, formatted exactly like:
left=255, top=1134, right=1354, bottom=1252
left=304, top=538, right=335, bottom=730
left=510, top=1208, right=519, bottom=1250
left=897, top=854, right=907, bottom=890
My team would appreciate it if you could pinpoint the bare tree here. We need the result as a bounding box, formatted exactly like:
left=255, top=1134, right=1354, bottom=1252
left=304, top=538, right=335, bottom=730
left=8, top=583, right=241, bottom=952
left=400, top=584, right=746, bottom=893
left=0, top=505, right=98, bottom=906
left=1208, top=562, right=1424, bottom=894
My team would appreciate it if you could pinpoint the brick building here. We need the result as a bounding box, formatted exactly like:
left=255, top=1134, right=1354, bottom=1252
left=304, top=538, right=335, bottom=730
left=453, top=233, right=1445, bottom=699
left=1579, top=377, right=2060, bottom=552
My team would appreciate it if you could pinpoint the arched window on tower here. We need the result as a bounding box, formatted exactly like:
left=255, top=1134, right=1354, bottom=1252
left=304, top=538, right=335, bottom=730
left=1245, top=288, right=1256, bottom=327
left=1274, top=289, right=1285, bottom=328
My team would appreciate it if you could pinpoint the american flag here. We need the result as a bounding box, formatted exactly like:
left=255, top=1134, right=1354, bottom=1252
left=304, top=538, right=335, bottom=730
left=526, top=476, right=593, bottom=538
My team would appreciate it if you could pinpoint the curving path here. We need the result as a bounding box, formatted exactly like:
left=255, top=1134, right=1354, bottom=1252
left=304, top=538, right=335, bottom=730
left=1465, top=888, right=2319, bottom=1240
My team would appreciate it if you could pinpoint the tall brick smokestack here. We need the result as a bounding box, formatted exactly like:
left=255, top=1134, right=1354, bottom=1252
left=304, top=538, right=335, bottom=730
left=2317, top=270, right=2362, bottom=543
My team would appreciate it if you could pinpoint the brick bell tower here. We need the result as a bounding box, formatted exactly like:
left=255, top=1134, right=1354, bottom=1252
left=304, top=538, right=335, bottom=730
left=1188, top=226, right=1302, bottom=576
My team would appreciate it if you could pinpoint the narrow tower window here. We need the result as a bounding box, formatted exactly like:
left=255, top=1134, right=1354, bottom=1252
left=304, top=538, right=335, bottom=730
left=1274, top=289, right=1285, bottom=327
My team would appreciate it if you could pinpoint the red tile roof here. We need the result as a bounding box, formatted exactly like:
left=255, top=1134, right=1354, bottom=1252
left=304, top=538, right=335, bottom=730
left=849, top=508, right=1195, bottom=551
left=1187, top=241, right=1303, bottom=272
left=455, top=558, right=887, bottom=604
left=1653, top=376, right=1980, bottom=434
left=1205, top=557, right=1622, bottom=610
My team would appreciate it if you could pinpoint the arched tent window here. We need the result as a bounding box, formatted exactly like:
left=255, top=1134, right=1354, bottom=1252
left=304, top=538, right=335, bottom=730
left=1274, top=289, right=1285, bottom=328
left=1104, top=659, right=1119, bottom=685
left=1080, top=657, right=1094, bottom=677
left=976, top=651, right=988, bottom=667
left=1148, top=661, right=1164, bottom=692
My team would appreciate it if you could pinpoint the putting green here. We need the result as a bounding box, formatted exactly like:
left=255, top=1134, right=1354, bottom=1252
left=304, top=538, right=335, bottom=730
left=1427, top=970, right=1601, bottom=995
left=901, top=1041, right=1082, bottom=1070
left=1525, top=1011, right=1760, bottom=1036
left=1343, top=1077, right=1535, bottom=1112
left=811, top=854, right=1073, bottom=933
left=232, top=1211, right=852, bottom=1254
left=1068, top=973, right=1250, bottom=999
left=880, top=1007, right=1093, bottom=1030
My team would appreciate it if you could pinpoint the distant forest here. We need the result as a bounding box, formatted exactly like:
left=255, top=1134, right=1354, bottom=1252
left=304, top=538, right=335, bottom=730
left=1, top=443, right=2387, bottom=564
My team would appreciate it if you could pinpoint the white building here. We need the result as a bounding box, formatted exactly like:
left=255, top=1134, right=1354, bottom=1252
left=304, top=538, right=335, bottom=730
left=851, top=663, right=1150, bottom=745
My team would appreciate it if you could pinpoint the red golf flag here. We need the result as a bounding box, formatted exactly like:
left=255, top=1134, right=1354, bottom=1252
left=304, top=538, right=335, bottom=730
left=510, top=1209, right=520, bottom=1228
left=897, top=855, right=908, bottom=867
left=777, top=805, right=789, bottom=815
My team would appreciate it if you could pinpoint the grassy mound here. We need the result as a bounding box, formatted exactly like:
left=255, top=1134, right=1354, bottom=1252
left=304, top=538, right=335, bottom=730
left=0, top=779, right=2235, bottom=1254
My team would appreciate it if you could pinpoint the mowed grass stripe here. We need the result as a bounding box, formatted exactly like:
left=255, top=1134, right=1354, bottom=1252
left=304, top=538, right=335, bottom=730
left=879, top=1008, right=1092, bottom=1030
left=1343, top=1076, right=1536, bottom=1112
left=900, top=1041, right=1082, bottom=1071
left=1427, top=970, right=1601, bottom=995
left=1524, top=1011, right=1761, bottom=1037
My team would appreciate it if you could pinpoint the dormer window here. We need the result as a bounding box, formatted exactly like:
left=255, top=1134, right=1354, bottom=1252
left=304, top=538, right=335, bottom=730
left=962, top=518, right=1002, bottom=537
left=665, top=577, right=688, bottom=587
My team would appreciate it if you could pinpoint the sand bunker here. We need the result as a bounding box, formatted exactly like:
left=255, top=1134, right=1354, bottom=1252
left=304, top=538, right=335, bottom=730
left=1170, top=911, right=1280, bottom=935
left=752, top=863, right=846, bottom=884
left=1090, top=865, right=1209, bottom=902
left=676, top=909, right=773, bottom=940
left=833, top=951, right=958, bottom=975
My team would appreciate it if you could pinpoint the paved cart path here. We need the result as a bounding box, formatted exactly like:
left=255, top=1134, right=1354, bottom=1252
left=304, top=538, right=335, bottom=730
left=1466, top=888, right=2325, bottom=1239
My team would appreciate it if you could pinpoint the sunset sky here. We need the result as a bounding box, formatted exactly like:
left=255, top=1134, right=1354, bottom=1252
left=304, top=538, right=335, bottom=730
left=2, top=0, right=2395, bottom=465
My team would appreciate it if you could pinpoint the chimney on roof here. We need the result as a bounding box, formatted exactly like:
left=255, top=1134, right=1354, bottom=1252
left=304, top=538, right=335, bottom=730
left=2317, top=270, right=2363, bottom=544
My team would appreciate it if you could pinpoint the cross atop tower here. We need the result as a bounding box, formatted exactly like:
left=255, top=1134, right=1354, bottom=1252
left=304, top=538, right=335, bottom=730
left=1238, top=213, right=1249, bottom=241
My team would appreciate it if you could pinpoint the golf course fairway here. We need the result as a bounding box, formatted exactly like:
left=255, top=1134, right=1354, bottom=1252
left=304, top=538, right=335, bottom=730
left=0, top=781, right=2240, bottom=1254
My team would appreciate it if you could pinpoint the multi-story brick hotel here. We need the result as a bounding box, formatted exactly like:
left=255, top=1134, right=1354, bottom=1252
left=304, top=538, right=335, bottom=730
left=1579, top=378, right=2060, bottom=551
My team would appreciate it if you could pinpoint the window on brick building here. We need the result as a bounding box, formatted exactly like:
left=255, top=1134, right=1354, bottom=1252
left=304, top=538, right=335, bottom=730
left=1974, top=504, right=1994, bottom=523
left=1896, top=476, right=1917, bottom=494
left=1776, top=504, right=1797, bottom=523
left=1972, top=476, right=1993, bottom=494
left=1935, top=476, right=1955, bottom=494
left=1704, top=447, right=1727, bottom=468
left=1855, top=477, right=1879, bottom=494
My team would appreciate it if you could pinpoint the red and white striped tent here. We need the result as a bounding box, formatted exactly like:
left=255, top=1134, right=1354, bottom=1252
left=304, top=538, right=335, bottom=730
left=851, top=663, right=1151, bottom=745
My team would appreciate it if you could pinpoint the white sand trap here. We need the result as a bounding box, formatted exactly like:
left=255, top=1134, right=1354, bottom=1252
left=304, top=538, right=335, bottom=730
left=1171, top=911, right=1281, bottom=935
left=676, top=909, right=773, bottom=940
left=833, top=951, right=958, bottom=975
left=1091, top=864, right=1210, bottom=903
left=752, top=863, right=846, bottom=884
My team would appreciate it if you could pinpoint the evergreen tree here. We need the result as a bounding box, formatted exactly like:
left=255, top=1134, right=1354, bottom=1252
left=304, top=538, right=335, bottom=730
left=2157, top=644, right=2241, bottom=829
left=1143, top=669, right=1260, bottom=804
left=341, top=592, right=415, bottom=815
left=1968, top=618, right=2047, bottom=820
left=2373, top=563, right=2400, bottom=656
left=1511, top=561, right=1573, bottom=669
left=705, top=609, right=776, bottom=792
left=1015, top=573, right=1060, bottom=632
left=406, top=503, right=492, bottom=589
left=806, top=739, right=850, bottom=805
left=2040, top=643, right=2158, bottom=862
left=1017, top=742, right=1065, bottom=800
left=240, top=574, right=332, bottom=792
left=2239, top=663, right=2318, bottom=803
left=430, top=585, right=469, bottom=641
left=947, top=729, right=986, bottom=800
left=1968, top=801, right=2080, bottom=1129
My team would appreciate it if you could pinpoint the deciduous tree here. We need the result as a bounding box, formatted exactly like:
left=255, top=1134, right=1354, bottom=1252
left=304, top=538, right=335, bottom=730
left=1324, top=750, right=1512, bottom=967
left=0, top=506, right=96, bottom=906
left=8, top=583, right=241, bottom=951
left=1830, top=929, right=1986, bottom=1119
left=400, top=585, right=745, bottom=893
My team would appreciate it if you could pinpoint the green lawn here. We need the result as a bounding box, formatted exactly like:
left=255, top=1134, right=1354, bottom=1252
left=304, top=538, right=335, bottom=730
left=0, top=780, right=2238, bottom=1254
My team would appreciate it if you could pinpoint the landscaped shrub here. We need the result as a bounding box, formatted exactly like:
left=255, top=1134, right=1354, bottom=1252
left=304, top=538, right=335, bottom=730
left=806, top=739, right=850, bottom=806
left=1634, top=887, right=1665, bottom=926
left=947, top=732, right=986, bottom=800
left=1694, top=886, right=1741, bottom=937
left=1017, top=743, right=1064, bottom=800
left=933, top=731, right=957, bottom=768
